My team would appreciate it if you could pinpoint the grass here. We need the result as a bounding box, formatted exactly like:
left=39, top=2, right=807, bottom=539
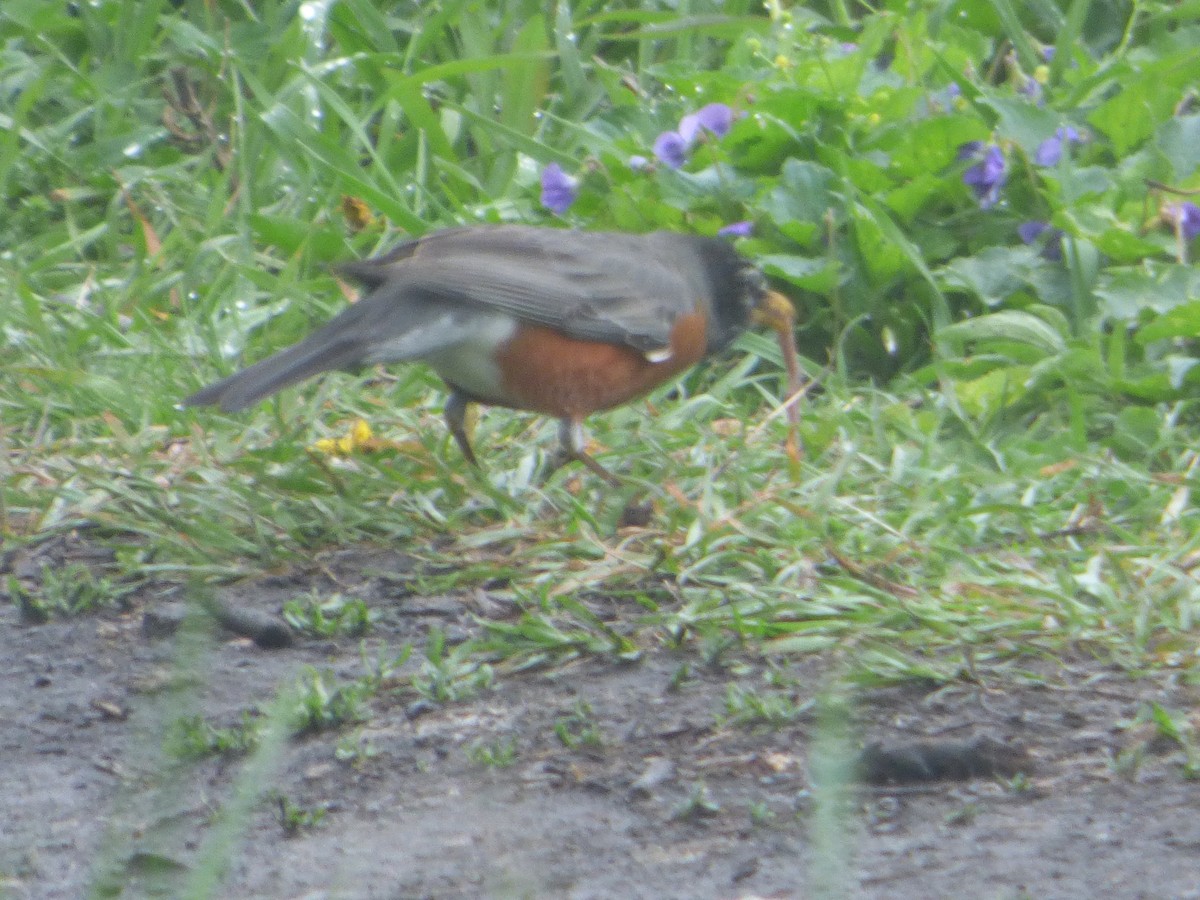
left=4, top=0, right=1200, bottom=893
left=22, top=359, right=1200, bottom=685
left=8, top=337, right=1200, bottom=684
left=281, top=590, right=376, bottom=638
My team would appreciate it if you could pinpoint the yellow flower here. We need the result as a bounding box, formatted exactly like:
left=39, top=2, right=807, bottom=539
left=310, top=419, right=376, bottom=456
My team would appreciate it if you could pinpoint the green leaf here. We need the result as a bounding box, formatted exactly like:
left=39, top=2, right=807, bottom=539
left=1164, top=356, right=1200, bottom=390
left=1027, top=345, right=1108, bottom=393
left=1054, top=166, right=1116, bottom=205
left=762, top=160, right=837, bottom=234
left=249, top=215, right=347, bottom=260
left=758, top=254, right=840, bottom=293
left=607, top=14, right=772, bottom=41
left=989, top=0, right=1042, bottom=72
left=952, top=365, right=1035, bottom=416
left=937, top=247, right=1039, bottom=307
left=1156, top=114, right=1200, bottom=183
left=981, top=96, right=1063, bottom=153
left=1106, top=405, right=1164, bottom=460
left=883, top=174, right=950, bottom=222
left=1135, top=301, right=1200, bottom=344
left=852, top=207, right=909, bottom=283
left=1095, top=264, right=1200, bottom=321
left=852, top=195, right=949, bottom=325
left=1113, top=371, right=1179, bottom=403
left=1088, top=52, right=1198, bottom=155
left=1062, top=207, right=1165, bottom=264
left=504, top=18, right=550, bottom=138
left=938, top=310, right=1068, bottom=356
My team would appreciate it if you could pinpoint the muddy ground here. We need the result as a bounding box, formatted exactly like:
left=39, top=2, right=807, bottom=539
left=4, top=537, right=1200, bottom=899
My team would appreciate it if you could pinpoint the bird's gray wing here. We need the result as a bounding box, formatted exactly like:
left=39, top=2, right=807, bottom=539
left=341, top=226, right=712, bottom=352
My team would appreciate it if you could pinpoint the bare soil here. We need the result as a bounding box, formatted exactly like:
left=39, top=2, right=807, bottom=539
left=4, top=537, right=1200, bottom=899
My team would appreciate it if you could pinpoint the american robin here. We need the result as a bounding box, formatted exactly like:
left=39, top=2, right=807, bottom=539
left=184, top=225, right=796, bottom=483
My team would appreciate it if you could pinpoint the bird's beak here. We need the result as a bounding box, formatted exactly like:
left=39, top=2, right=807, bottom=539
left=752, top=290, right=804, bottom=462
left=751, top=289, right=796, bottom=334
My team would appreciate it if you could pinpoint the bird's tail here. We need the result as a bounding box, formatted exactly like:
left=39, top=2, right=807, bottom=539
left=183, top=337, right=364, bottom=412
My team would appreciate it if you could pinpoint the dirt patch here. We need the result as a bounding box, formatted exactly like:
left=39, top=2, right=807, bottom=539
left=4, top=541, right=1200, bottom=899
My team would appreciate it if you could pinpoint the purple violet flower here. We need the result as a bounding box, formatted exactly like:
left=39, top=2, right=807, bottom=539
left=1171, top=202, right=1200, bottom=241
left=1017, top=221, right=1050, bottom=244
left=934, top=82, right=962, bottom=112
left=652, top=103, right=735, bottom=169
left=678, top=103, right=734, bottom=144
left=1018, top=221, right=1064, bottom=261
left=628, top=154, right=650, bottom=172
left=960, top=143, right=1007, bottom=209
left=717, top=221, right=753, bottom=238
left=1035, top=126, right=1082, bottom=167
left=653, top=131, right=688, bottom=169
left=956, top=141, right=985, bottom=161
left=539, top=163, right=578, bottom=215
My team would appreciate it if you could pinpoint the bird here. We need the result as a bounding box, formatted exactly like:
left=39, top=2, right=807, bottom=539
left=183, top=224, right=796, bottom=483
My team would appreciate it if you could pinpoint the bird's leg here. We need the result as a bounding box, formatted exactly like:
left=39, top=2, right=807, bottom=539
left=557, top=418, right=622, bottom=487
left=444, top=391, right=480, bottom=466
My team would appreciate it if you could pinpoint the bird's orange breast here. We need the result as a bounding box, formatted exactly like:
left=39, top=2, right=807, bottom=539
left=492, top=310, right=710, bottom=419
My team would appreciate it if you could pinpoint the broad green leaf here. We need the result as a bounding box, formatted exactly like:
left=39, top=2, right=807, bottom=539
left=884, top=174, right=947, bottom=222
left=1135, top=302, right=1200, bottom=344
left=952, top=365, right=1034, bottom=416
left=762, top=159, right=837, bottom=231
left=1062, top=207, right=1166, bottom=264
left=1156, top=114, right=1200, bottom=183
left=853, top=207, right=910, bottom=283
left=758, top=254, right=841, bottom=293
left=937, top=247, right=1039, bottom=307
left=249, top=215, right=347, bottom=260
left=980, top=96, right=1064, bottom=153
left=938, top=310, right=1068, bottom=355
left=1088, top=52, right=1198, bottom=155
left=1095, top=264, right=1200, bottom=321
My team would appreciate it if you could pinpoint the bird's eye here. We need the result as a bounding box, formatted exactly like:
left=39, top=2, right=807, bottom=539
left=741, top=266, right=767, bottom=302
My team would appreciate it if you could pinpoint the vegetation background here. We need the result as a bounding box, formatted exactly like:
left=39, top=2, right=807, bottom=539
left=3, top=0, right=1200, bottom=895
